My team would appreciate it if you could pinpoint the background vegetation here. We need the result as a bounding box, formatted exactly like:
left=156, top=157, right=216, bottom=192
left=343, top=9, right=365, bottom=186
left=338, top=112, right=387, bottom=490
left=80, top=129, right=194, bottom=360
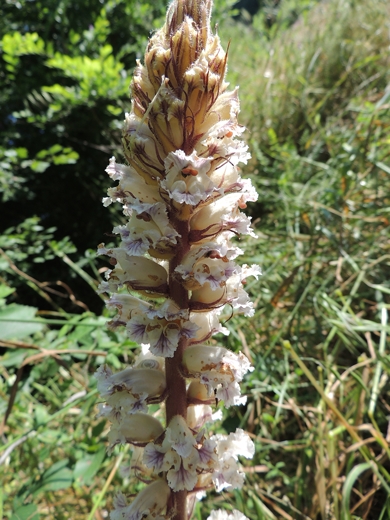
left=1, top=0, right=389, bottom=518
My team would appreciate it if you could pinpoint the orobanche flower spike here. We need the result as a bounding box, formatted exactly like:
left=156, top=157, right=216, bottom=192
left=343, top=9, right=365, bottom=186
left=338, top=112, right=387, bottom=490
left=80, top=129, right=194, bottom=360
left=96, top=1, right=259, bottom=518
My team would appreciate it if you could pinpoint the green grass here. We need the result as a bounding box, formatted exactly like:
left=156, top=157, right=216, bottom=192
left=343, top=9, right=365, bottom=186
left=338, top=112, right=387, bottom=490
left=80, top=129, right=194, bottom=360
left=1, top=0, right=390, bottom=518
left=218, top=0, right=390, bottom=517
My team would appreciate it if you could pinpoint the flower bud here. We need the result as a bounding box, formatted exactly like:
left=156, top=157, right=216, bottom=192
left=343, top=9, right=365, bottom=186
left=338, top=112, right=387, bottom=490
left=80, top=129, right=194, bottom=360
left=114, top=367, right=165, bottom=396
left=104, top=156, right=162, bottom=206
left=187, top=380, right=211, bottom=403
left=106, top=293, right=151, bottom=320
left=187, top=401, right=214, bottom=430
left=98, top=246, right=168, bottom=293
left=134, top=352, right=164, bottom=371
left=108, top=413, right=164, bottom=448
left=122, top=113, right=165, bottom=181
left=183, top=345, right=252, bottom=381
left=188, top=310, right=229, bottom=342
left=111, top=480, right=170, bottom=520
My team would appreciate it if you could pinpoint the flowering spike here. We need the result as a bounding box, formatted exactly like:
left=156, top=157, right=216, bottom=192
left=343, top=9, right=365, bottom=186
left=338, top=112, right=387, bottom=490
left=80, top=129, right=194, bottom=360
left=97, top=1, right=258, bottom=519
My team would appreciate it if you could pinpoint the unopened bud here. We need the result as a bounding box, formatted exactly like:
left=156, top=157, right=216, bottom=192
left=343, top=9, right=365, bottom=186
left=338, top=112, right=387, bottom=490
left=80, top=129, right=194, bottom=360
left=108, top=413, right=164, bottom=448
left=111, top=479, right=170, bottom=520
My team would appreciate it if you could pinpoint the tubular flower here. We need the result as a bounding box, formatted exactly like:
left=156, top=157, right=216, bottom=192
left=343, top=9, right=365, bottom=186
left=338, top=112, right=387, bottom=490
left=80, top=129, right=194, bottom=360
left=95, top=364, right=166, bottom=417
left=111, top=480, right=171, bottom=520
left=96, top=1, right=258, bottom=519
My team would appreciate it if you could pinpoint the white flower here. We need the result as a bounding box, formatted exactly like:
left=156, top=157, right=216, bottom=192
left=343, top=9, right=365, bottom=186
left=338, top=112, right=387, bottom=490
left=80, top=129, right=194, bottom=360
left=95, top=365, right=165, bottom=412
left=114, top=202, right=179, bottom=257
left=194, top=258, right=237, bottom=290
left=199, top=88, right=240, bottom=136
left=106, top=294, right=151, bottom=321
left=110, top=391, right=149, bottom=415
left=98, top=246, right=168, bottom=293
left=126, top=308, right=198, bottom=358
left=180, top=319, right=201, bottom=340
left=225, top=264, right=262, bottom=316
left=144, top=299, right=188, bottom=320
left=188, top=263, right=261, bottom=315
left=209, top=429, right=255, bottom=490
left=188, top=310, right=229, bottom=343
left=95, top=365, right=114, bottom=397
left=161, top=150, right=217, bottom=206
left=144, top=442, right=167, bottom=473
left=215, top=380, right=247, bottom=407
left=197, top=436, right=217, bottom=468
left=189, top=193, right=256, bottom=242
left=176, top=244, right=238, bottom=291
left=207, top=510, right=250, bottom=520
left=123, top=112, right=166, bottom=180
left=165, top=447, right=200, bottom=491
left=183, top=345, right=252, bottom=408
left=239, top=177, right=258, bottom=203
left=164, top=415, right=197, bottom=458
left=148, top=321, right=181, bottom=358
left=183, top=345, right=252, bottom=382
left=126, top=315, right=150, bottom=344
left=130, top=446, right=151, bottom=476
left=212, top=456, right=245, bottom=491
left=104, top=156, right=162, bottom=207
left=213, top=428, right=255, bottom=460
left=99, top=1, right=259, bottom=516
left=144, top=416, right=221, bottom=492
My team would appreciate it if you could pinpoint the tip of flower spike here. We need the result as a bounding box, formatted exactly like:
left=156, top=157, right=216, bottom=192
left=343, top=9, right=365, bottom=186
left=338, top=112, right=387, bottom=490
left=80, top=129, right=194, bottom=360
left=166, top=0, right=213, bottom=34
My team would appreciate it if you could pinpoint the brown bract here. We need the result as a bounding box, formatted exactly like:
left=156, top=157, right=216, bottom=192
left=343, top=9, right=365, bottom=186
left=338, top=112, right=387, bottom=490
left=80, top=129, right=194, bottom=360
left=123, top=0, right=228, bottom=162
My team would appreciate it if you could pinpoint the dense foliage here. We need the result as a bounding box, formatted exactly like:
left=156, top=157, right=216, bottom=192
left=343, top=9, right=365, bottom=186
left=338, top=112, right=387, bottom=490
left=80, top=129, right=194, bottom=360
left=1, top=0, right=390, bottom=518
left=0, top=0, right=172, bottom=313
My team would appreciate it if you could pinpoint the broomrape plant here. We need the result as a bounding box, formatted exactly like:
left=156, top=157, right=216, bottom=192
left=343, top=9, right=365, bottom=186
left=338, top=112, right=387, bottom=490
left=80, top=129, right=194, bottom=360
left=95, top=1, right=259, bottom=518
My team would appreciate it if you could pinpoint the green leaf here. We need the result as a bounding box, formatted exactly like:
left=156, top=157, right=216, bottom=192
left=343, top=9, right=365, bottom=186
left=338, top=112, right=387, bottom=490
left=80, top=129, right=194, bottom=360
left=47, top=144, right=63, bottom=155
left=37, top=428, right=62, bottom=444
left=31, top=459, right=73, bottom=496
left=0, top=348, right=29, bottom=368
left=376, top=161, right=390, bottom=175
left=10, top=503, right=40, bottom=520
left=73, top=448, right=106, bottom=485
left=16, top=148, right=28, bottom=159
left=0, top=284, right=15, bottom=301
left=0, top=304, right=44, bottom=339
left=29, top=160, right=50, bottom=173
left=34, top=404, right=50, bottom=427
left=341, top=462, right=372, bottom=520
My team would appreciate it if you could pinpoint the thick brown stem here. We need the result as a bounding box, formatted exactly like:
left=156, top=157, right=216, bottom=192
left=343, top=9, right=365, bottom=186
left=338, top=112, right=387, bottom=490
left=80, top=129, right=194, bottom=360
left=166, top=215, right=190, bottom=520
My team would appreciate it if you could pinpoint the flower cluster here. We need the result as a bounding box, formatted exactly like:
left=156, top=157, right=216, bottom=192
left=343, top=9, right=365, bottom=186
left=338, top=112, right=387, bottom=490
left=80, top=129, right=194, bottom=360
left=96, top=1, right=258, bottom=519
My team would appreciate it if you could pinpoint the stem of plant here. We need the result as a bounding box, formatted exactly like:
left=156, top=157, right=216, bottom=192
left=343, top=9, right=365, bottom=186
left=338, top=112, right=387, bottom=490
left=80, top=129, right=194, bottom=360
left=166, top=216, right=190, bottom=519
